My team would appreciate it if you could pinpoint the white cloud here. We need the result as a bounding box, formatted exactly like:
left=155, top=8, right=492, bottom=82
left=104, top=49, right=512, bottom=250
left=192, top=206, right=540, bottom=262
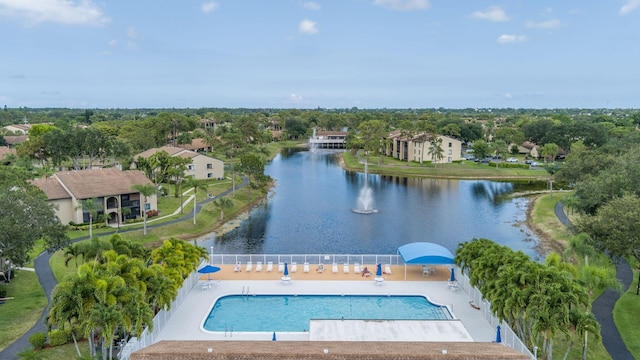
left=504, top=93, right=513, bottom=100
left=201, top=2, right=219, bottom=14
left=471, top=6, right=510, bottom=22
left=301, top=2, right=320, bottom=10
left=126, top=27, right=139, bottom=39
left=108, top=39, right=117, bottom=47
left=373, top=0, right=430, bottom=11
left=0, top=0, right=109, bottom=26
left=619, top=0, right=640, bottom=15
left=299, top=19, right=318, bottom=34
left=525, top=19, right=561, bottom=29
left=496, top=34, right=527, bottom=44
left=289, top=93, right=303, bottom=103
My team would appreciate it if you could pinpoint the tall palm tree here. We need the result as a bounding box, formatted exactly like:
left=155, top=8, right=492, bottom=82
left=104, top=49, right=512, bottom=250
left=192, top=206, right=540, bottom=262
left=132, top=183, right=157, bottom=236
left=76, top=198, right=103, bottom=238
left=184, top=177, right=209, bottom=225
left=428, top=136, right=444, bottom=168
left=213, top=197, right=234, bottom=222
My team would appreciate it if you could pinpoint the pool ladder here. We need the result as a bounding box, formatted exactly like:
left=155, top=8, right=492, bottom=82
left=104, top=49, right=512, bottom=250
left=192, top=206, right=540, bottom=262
left=242, top=286, right=250, bottom=297
left=224, top=325, right=233, bottom=337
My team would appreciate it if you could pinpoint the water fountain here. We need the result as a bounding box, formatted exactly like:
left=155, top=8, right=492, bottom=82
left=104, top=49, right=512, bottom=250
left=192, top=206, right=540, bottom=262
left=351, top=160, right=379, bottom=214
left=308, top=128, right=318, bottom=152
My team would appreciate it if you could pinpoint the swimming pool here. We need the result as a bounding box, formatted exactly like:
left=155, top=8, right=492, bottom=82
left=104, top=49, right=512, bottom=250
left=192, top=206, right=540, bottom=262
left=202, top=294, right=452, bottom=332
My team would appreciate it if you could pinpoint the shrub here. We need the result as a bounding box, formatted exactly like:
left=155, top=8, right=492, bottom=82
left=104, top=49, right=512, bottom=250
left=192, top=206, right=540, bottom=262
left=146, top=209, right=159, bottom=218
left=29, top=332, right=47, bottom=350
left=48, top=328, right=72, bottom=347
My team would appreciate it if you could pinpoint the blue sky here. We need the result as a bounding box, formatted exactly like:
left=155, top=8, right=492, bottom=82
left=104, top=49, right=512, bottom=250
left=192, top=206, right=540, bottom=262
left=1, top=0, right=639, bottom=109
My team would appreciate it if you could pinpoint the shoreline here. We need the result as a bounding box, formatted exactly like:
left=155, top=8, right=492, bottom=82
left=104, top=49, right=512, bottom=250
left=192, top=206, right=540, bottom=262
left=196, top=152, right=556, bottom=260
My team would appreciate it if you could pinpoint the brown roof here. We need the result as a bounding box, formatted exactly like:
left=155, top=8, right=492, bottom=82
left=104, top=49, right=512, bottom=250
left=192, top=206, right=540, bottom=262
left=131, top=341, right=529, bottom=360
left=30, top=176, right=71, bottom=200
left=317, top=131, right=347, bottom=136
left=50, top=168, right=152, bottom=200
left=178, top=138, right=210, bottom=151
left=3, top=135, right=28, bottom=146
left=135, top=146, right=185, bottom=160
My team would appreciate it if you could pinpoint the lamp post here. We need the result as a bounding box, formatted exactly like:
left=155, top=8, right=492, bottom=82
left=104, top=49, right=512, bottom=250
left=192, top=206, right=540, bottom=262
left=210, top=246, right=214, bottom=266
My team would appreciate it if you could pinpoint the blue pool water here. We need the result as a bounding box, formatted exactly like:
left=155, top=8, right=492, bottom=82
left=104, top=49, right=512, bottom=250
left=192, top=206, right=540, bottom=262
left=202, top=294, right=452, bottom=332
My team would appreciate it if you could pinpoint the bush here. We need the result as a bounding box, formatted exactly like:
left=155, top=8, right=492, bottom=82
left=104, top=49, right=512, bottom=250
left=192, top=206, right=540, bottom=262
left=48, top=328, right=72, bottom=347
left=29, top=332, right=47, bottom=350
left=146, top=209, right=159, bottom=218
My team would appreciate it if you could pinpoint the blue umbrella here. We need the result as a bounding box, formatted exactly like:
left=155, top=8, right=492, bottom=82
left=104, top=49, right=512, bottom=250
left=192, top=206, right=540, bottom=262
left=496, top=325, right=502, bottom=343
left=376, top=264, right=382, bottom=277
left=198, top=264, right=221, bottom=280
left=272, top=332, right=277, bottom=341
left=450, top=267, right=455, bottom=282
left=284, top=262, right=289, bottom=276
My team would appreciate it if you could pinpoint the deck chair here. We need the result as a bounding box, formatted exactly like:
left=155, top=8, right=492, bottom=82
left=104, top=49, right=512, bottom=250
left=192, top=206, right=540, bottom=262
left=303, top=262, right=310, bottom=273
left=353, top=263, right=361, bottom=274
left=291, top=262, right=298, bottom=273
left=332, top=263, right=339, bottom=273
left=384, top=264, right=392, bottom=275
left=255, top=261, right=263, bottom=272
left=233, top=262, right=242, bottom=272
left=278, top=262, right=285, bottom=272
left=245, top=261, right=252, bottom=272
left=266, top=261, right=274, bottom=272
left=343, top=263, right=350, bottom=273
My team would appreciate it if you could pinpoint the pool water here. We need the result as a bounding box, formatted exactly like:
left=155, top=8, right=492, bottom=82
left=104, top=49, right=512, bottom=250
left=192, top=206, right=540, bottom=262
left=202, top=294, right=452, bottom=332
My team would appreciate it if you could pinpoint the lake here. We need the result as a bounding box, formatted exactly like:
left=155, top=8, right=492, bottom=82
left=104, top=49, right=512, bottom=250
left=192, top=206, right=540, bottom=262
left=205, top=149, right=542, bottom=260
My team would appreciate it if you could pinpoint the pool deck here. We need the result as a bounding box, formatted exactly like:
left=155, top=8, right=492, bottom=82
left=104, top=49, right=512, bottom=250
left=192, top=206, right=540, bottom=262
left=154, top=264, right=497, bottom=344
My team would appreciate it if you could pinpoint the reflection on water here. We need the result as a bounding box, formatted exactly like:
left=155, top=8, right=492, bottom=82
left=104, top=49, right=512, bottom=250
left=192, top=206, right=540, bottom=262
left=210, top=149, right=544, bottom=259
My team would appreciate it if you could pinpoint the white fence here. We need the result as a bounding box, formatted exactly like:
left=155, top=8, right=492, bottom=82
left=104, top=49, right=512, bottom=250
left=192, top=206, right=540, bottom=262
left=117, top=256, right=535, bottom=360
left=117, top=270, right=199, bottom=360
left=455, top=268, right=536, bottom=359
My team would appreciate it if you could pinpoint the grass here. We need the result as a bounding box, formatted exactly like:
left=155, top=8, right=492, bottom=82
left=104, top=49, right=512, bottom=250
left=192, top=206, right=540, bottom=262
left=614, top=260, right=640, bottom=360
left=528, top=192, right=613, bottom=359
left=342, top=151, right=549, bottom=179
left=0, top=270, right=47, bottom=352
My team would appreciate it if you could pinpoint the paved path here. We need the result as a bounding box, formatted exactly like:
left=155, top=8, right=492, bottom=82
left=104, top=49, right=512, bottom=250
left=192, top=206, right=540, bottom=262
left=554, top=202, right=635, bottom=360
left=0, top=178, right=247, bottom=360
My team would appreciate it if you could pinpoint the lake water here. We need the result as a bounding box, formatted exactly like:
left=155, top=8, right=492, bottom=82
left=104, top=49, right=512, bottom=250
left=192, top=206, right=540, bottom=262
left=207, top=149, right=542, bottom=260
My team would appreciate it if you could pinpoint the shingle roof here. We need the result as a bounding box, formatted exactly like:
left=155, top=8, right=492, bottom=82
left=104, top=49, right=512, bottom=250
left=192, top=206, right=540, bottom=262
left=30, top=176, right=71, bottom=200
left=130, top=340, right=530, bottom=360
left=49, top=168, right=153, bottom=200
left=3, top=135, right=28, bottom=145
left=135, top=146, right=186, bottom=160
left=0, top=146, right=16, bottom=160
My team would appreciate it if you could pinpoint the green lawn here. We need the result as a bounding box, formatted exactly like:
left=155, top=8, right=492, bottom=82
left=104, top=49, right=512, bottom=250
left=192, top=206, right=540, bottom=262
left=0, top=270, right=47, bottom=352
left=614, top=264, right=640, bottom=359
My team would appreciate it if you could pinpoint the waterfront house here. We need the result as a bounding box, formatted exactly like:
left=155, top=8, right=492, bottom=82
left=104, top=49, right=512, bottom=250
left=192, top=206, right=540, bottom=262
left=133, top=146, right=225, bottom=180
left=385, top=130, right=462, bottom=164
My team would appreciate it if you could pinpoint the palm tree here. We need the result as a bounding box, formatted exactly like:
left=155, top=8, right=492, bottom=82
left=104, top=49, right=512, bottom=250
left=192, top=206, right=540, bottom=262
left=132, top=183, right=156, bottom=236
left=184, top=177, right=209, bottom=225
left=64, top=244, right=83, bottom=268
left=428, top=136, right=444, bottom=168
left=213, top=197, right=234, bottom=222
left=76, top=198, right=103, bottom=238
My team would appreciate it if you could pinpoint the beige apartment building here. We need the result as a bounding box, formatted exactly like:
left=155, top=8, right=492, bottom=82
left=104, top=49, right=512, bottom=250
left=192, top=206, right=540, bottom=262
left=134, top=146, right=225, bottom=180
left=385, top=130, right=462, bottom=164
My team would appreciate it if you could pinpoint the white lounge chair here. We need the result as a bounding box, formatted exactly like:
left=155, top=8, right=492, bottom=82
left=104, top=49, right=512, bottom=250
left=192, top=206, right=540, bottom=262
left=384, top=264, right=392, bottom=275
left=303, top=262, right=310, bottom=273
left=233, top=262, right=241, bottom=272
left=374, top=276, right=385, bottom=286
left=332, top=263, right=338, bottom=273
left=353, top=263, right=361, bottom=274
left=343, top=263, right=350, bottom=273
left=278, top=262, right=285, bottom=273
left=291, top=262, right=297, bottom=273
left=255, top=261, right=262, bottom=272
left=266, top=261, right=274, bottom=272
left=245, top=261, right=252, bottom=272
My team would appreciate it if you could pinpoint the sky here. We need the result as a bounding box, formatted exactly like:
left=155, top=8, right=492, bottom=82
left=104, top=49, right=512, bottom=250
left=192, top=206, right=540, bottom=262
left=0, top=0, right=639, bottom=109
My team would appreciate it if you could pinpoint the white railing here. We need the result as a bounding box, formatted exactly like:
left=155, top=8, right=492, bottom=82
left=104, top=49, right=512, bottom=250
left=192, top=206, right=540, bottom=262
left=455, top=269, right=536, bottom=359
left=210, top=253, right=402, bottom=267
left=117, top=270, right=199, bottom=360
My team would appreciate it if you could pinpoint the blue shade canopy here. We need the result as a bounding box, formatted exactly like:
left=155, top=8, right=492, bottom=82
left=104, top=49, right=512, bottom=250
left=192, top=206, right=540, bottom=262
left=398, top=242, right=455, bottom=265
left=198, top=265, right=221, bottom=274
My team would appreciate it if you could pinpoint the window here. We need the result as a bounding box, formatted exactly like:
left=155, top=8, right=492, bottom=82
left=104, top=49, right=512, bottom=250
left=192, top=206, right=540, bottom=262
left=448, top=149, right=452, bottom=155
left=207, top=163, right=212, bottom=169
left=448, top=157, right=452, bottom=162
left=207, top=173, right=214, bottom=178
left=448, top=142, right=452, bottom=147
left=187, top=164, right=195, bottom=171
